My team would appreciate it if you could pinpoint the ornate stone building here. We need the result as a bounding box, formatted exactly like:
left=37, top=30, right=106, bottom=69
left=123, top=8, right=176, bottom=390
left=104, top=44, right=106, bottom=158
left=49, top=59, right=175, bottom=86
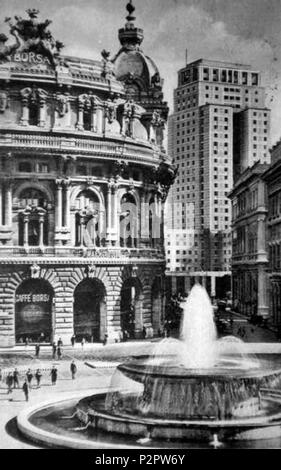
left=229, top=162, right=269, bottom=319
left=263, top=145, right=281, bottom=330
left=0, top=5, right=175, bottom=346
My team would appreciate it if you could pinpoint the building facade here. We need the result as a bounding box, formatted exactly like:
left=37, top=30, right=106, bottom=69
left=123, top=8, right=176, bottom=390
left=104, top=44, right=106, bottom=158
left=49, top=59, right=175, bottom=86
left=166, top=59, right=270, bottom=298
left=263, top=146, right=281, bottom=330
left=0, top=6, right=175, bottom=346
left=229, top=163, right=269, bottom=319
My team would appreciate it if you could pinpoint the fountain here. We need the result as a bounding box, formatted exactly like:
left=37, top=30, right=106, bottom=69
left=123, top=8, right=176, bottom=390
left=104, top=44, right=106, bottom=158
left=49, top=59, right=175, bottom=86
left=17, top=284, right=281, bottom=446
left=76, top=284, right=281, bottom=442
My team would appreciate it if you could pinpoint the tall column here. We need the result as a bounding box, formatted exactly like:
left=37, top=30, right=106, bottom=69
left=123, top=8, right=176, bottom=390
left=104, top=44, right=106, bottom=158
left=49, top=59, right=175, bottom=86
left=38, top=92, right=47, bottom=127
left=257, top=265, right=269, bottom=318
left=4, top=181, right=12, bottom=226
left=20, top=99, right=29, bottom=126
left=23, top=215, right=29, bottom=247
left=160, top=198, right=164, bottom=247
left=80, top=221, right=85, bottom=246
left=76, top=103, right=84, bottom=131
left=111, top=184, right=118, bottom=246
left=257, top=216, right=267, bottom=258
left=92, top=215, right=97, bottom=247
left=38, top=214, right=44, bottom=247
left=91, top=106, right=97, bottom=132
left=106, top=182, right=112, bottom=245
left=64, top=181, right=71, bottom=228
left=55, top=180, right=63, bottom=229
left=96, top=107, right=103, bottom=133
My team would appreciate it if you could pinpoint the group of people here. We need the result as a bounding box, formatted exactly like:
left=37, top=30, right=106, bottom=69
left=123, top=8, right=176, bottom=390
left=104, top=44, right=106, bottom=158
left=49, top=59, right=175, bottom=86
left=5, top=367, right=44, bottom=401
left=18, top=332, right=48, bottom=346
left=2, top=360, right=78, bottom=401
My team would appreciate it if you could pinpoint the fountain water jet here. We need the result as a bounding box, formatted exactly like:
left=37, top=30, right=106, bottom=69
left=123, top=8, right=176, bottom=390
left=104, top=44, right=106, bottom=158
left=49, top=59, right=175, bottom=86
left=179, top=284, right=217, bottom=368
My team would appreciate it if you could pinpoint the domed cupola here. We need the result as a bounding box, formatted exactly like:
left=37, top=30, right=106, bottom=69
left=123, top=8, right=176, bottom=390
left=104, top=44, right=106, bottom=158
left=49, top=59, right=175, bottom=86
left=113, top=1, right=160, bottom=93
left=112, top=1, right=169, bottom=150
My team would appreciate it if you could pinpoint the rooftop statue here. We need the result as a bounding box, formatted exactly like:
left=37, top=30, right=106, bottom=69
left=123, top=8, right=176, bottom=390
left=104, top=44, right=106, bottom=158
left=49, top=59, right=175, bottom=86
left=0, top=9, right=64, bottom=66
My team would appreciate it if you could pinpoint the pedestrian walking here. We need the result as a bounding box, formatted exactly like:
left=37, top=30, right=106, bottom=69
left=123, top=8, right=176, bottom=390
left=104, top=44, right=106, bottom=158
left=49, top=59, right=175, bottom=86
left=57, top=345, right=62, bottom=360
left=35, top=369, right=42, bottom=388
left=57, top=337, right=63, bottom=348
left=71, top=335, right=76, bottom=347
left=103, top=334, right=108, bottom=346
left=22, top=380, right=29, bottom=402
left=13, top=368, right=20, bottom=388
left=50, top=366, right=58, bottom=385
left=81, top=337, right=85, bottom=349
left=142, top=326, right=147, bottom=339
left=70, top=361, right=77, bottom=380
left=52, top=342, right=57, bottom=360
left=26, top=369, right=33, bottom=388
left=35, top=343, right=40, bottom=358
left=6, top=372, right=13, bottom=394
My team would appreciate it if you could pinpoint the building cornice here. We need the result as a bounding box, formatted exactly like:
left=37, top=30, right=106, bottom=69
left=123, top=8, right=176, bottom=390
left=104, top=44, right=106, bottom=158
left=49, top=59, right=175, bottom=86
left=0, top=130, right=168, bottom=167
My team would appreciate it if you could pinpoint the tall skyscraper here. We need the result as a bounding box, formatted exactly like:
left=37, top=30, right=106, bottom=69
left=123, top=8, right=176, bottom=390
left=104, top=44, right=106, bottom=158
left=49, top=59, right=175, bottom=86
left=166, top=59, right=271, bottom=298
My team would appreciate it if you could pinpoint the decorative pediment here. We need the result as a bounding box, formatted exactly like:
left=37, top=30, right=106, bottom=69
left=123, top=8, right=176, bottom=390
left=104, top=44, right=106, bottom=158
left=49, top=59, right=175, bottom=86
left=20, top=86, right=47, bottom=104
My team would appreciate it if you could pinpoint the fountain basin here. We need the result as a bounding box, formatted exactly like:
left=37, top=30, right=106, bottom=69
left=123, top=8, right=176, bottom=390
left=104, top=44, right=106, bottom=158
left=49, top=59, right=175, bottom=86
left=102, top=359, right=281, bottom=421
left=77, top=389, right=281, bottom=442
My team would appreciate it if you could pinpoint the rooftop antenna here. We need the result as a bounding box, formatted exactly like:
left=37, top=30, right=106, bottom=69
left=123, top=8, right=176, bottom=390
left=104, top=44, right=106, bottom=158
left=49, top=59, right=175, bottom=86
left=185, top=49, right=188, bottom=65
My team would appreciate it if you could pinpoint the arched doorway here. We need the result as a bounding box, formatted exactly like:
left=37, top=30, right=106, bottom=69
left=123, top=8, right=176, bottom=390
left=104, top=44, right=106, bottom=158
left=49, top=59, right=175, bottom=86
left=73, top=278, right=106, bottom=342
left=15, top=279, right=53, bottom=343
left=120, top=277, right=142, bottom=339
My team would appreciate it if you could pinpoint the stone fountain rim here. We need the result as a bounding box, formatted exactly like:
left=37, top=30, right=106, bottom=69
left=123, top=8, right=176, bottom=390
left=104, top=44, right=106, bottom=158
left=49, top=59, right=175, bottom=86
left=78, top=390, right=281, bottom=429
left=16, top=389, right=281, bottom=448
left=118, top=360, right=281, bottom=380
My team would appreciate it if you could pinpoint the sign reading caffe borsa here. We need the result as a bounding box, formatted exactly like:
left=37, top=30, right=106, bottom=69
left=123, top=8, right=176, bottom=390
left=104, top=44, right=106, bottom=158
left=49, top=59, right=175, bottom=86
left=15, top=293, right=50, bottom=303
left=12, top=52, right=51, bottom=65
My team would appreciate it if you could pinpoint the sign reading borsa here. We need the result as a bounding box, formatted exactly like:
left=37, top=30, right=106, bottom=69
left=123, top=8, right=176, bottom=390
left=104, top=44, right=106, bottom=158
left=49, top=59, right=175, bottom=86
left=12, top=52, right=51, bottom=65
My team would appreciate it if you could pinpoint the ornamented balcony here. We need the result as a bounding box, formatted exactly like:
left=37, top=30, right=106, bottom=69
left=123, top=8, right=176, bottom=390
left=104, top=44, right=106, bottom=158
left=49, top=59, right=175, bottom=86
left=0, top=129, right=167, bottom=166
left=0, top=246, right=165, bottom=263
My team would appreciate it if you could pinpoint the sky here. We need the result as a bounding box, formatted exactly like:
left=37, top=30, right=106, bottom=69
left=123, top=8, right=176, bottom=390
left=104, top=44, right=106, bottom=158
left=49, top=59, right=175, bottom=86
left=1, top=0, right=281, bottom=145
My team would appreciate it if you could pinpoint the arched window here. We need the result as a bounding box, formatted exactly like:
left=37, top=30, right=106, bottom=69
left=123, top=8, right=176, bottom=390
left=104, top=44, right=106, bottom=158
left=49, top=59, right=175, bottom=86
left=18, top=188, right=49, bottom=246
left=119, top=193, right=138, bottom=248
